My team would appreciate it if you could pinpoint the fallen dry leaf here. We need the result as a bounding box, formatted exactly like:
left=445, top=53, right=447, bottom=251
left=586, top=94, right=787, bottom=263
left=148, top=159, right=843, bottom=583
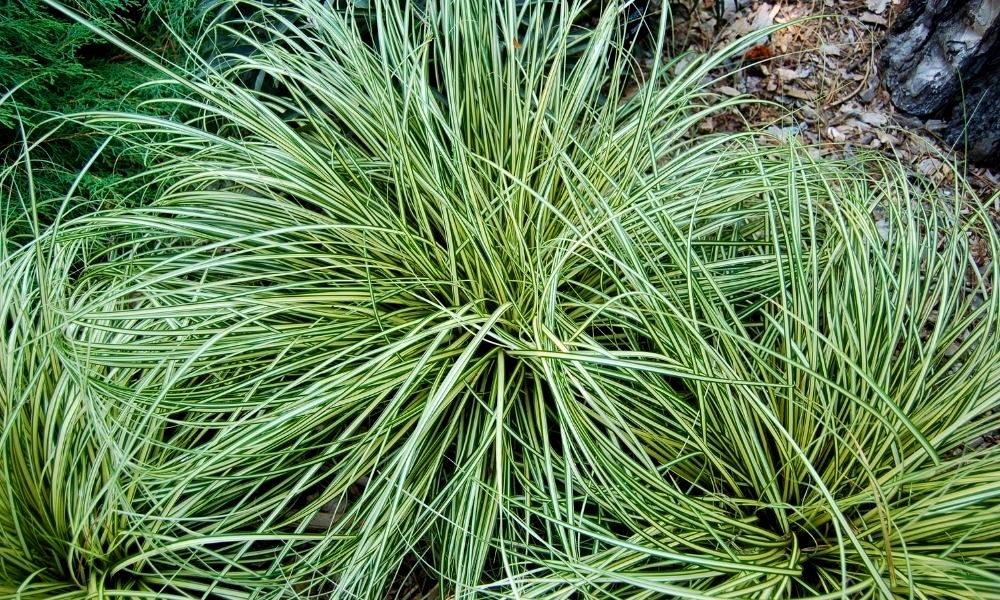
left=820, top=43, right=842, bottom=56
left=826, top=126, right=847, bottom=142
left=860, top=112, right=889, bottom=126
left=860, top=11, right=889, bottom=26
left=784, top=87, right=818, bottom=100
left=866, top=0, right=890, bottom=14
left=918, top=157, right=943, bottom=176
left=776, top=67, right=802, bottom=81
left=743, top=45, right=773, bottom=61
left=751, top=3, right=781, bottom=30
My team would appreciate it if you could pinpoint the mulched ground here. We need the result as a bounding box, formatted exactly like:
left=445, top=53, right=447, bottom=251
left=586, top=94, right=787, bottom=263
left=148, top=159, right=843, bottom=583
left=670, top=0, right=998, bottom=202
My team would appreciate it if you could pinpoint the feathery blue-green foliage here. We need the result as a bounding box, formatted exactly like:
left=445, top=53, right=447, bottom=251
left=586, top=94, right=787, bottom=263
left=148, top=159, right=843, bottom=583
left=0, top=0, right=205, bottom=246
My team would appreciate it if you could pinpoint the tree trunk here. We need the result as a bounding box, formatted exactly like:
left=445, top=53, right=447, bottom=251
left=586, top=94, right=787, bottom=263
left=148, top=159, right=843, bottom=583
left=882, top=0, right=1000, bottom=167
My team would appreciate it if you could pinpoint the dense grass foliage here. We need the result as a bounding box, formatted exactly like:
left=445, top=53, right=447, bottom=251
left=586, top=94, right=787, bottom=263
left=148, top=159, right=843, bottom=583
left=2, top=0, right=999, bottom=598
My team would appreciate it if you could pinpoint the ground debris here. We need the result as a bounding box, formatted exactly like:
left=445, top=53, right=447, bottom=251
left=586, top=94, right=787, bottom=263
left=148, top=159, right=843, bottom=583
left=665, top=0, right=996, bottom=200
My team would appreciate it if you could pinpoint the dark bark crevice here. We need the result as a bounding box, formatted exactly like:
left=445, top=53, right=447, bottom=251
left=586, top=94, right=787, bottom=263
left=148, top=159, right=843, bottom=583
left=882, top=0, right=1000, bottom=167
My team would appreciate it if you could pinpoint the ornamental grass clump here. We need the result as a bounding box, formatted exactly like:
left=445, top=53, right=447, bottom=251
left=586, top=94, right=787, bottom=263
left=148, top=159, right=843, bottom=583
left=2, top=0, right=999, bottom=598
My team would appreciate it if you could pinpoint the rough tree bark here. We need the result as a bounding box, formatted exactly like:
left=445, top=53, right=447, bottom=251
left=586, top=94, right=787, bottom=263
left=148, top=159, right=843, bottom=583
left=882, top=0, right=1000, bottom=167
